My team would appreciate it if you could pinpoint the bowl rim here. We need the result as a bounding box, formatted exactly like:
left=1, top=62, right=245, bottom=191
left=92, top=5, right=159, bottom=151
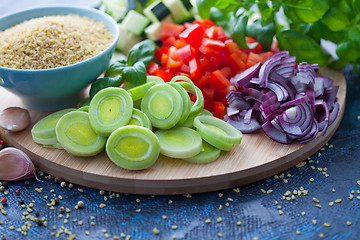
left=0, top=5, right=120, bottom=73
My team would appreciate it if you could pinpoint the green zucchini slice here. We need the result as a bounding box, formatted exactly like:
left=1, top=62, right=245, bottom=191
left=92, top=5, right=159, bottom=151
left=155, top=127, right=202, bottom=158
left=106, top=125, right=160, bottom=170
left=56, top=111, right=107, bottom=157
left=89, top=87, right=133, bottom=136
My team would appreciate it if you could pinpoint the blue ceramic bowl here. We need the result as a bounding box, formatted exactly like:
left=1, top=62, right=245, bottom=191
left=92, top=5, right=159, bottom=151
left=0, top=6, right=120, bottom=110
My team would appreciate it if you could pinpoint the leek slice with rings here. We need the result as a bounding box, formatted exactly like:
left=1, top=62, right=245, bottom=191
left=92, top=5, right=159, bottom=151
left=56, top=111, right=107, bottom=157
left=167, top=82, right=191, bottom=125
left=172, top=76, right=204, bottom=119
left=147, top=75, right=165, bottom=84
left=184, top=141, right=221, bottom=164
left=106, top=125, right=160, bottom=170
left=196, top=129, right=233, bottom=151
left=127, top=108, right=152, bottom=130
left=127, top=81, right=156, bottom=101
left=141, top=83, right=183, bottom=129
left=155, top=127, right=202, bottom=158
left=31, top=108, right=76, bottom=145
left=179, top=108, right=213, bottom=128
left=89, top=87, right=133, bottom=136
left=193, top=115, right=242, bottom=145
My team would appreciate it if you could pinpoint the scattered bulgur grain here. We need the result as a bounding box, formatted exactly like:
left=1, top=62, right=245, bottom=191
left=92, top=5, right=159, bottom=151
left=153, top=227, right=159, bottom=235
left=324, top=223, right=331, bottom=227
left=347, top=221, right=351, bottom=226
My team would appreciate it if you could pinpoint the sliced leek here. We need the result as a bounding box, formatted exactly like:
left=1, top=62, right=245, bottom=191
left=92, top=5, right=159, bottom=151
left=147, top=75, right=165, bottom=84
left=167, top=82, right=191, bottom=125
left=78, top=105, right=89, bottom=112
left=141, top=83, right=183, bottom=129
left=127, top=108, right=152, bottom=130
left=184, top=141, right=221, bottom=164
left=155, top=127, right=202, bottom=158
left=106, top=125, right=160, bottom=170
left=89, top=87, right=133, bottom=136
left=56, top=111, right=107, bottom=156
left=128, top=81, right=156, bottom=102
left=193, top=116, right=242, bottom=145
left=175, top=80, right=204, bottom=120
left=179, top=108, right=213, bottom=128
left=31, top=108, right=76, bottom=145
left=196, top=129, right=234, bottom=151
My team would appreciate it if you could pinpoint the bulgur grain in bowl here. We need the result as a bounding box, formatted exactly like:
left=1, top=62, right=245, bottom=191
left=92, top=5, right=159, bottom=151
left=0, top=6, right=120, bottom=110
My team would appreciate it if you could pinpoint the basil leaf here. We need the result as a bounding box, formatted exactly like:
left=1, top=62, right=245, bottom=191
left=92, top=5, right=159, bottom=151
left=229, top=13, right=248, bottom=49
left=322, top=8, right=350, bottom=31
left=89, top=75, right=124, bottom=99
left=247, top=19, right=276, bottom=51
left=122, top=61, right=147, bottom=87
left=104, top=59, right=127, bottom=77
left=349, top=25, right=360, bottom=44
left=127, top=40, right=156, bottom=67
left=336, top=40, right=360, bottom=62
left=277, top=29, right=330, bottom=67
left=283, top=0, right=329, bottom=24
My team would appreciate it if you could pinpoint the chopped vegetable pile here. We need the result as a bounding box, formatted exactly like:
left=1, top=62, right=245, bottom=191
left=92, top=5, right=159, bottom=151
left=224, top=51, right=339, bottom=144
left=147, top=19, right=277, bottom=118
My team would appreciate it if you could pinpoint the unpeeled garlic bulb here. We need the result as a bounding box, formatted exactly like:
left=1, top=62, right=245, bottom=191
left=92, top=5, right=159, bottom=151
left=0, top=147, right=36, bottom=181
left=0, top=107, right=31, bottom=132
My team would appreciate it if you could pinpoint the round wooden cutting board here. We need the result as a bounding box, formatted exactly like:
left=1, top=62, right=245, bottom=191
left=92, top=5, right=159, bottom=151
left=0, top=67, right=346, bottom=195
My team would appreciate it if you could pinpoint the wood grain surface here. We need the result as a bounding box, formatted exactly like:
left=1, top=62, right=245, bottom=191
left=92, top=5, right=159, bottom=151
left=0, top=67, right=346, bottom=195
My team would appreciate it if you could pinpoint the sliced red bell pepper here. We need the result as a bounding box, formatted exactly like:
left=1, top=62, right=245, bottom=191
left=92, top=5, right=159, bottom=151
left=161, top=23, right=185, bottom=40
left=176, top=44, right=194, bottom=63
left=167, top=46, right=183, bottom=70
left=189, top=57, right=202, bottom=81
left=147, top=61, right=159, bottom=75
left=210, top=70, right=230, bottom=90
left=227, top=53, right=246, bottom=72
left=154, top=69, right=174, bottom=82
left=179, top=23, right=204, bottom=49
left=212, top=101, right=225, bottom=119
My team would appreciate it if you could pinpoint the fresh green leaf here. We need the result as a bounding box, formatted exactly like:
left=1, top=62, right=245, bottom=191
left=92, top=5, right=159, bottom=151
left=247, top=19, right=276, bottom=51
left=348, top=25, right=360, bottom=44
left=214, top=0, right=243, bottom=12
left=229, top=13, right=248, bottom=49
left=89, top=75, right=124, bottom=99
left=336, top=40, right=360, bottom=62
left=322, top=8, right=350, bottom=31
left=277, top=29, right=330, bottom=66
left=283, top=0, right=329, bottom=24
left=127, top=39, right=156, bottom=67
left=122, top=61, right=147, bottom=87
left=104, top=59, right=127, bottom=77
left=209, top=7, right=229, bottom=29
left=196, top=0, right=216, bottom=19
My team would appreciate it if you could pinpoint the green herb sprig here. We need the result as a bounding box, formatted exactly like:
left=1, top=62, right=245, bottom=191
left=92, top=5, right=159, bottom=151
left=196, top=0, right=360, bottom=70
left=89, top=39, right=156, bottom=98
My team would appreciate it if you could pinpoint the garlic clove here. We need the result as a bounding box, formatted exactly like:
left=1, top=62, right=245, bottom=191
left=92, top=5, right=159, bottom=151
left=0, top=147, right=36, bottom=181
left=0, top=107, right=31, bottom=132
